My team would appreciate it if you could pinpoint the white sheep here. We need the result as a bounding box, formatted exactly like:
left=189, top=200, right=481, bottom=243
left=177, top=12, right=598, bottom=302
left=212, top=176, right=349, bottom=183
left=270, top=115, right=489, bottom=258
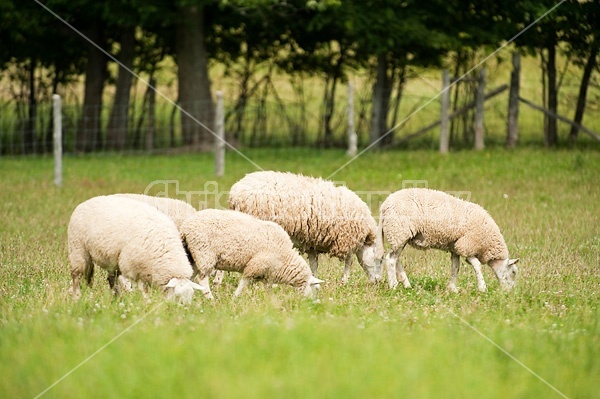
left=180, top=209, right=323, bottom=298
left=376, top=188, right=519, bottom=292
left=111, top=193, right=197, bottom=230
left=228, top=171, right=382, bottom=283
left=104, top=193, right=199, bottom=292
left=68, top=195, right=205, bottom=304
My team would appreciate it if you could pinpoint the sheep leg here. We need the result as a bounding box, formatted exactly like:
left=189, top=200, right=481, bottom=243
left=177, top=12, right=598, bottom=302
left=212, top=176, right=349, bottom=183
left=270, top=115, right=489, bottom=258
left=448, top=253, right=460, bottom=293
left=233, top=276, right=253, bottom=297
left=385, top=250, right=411, bottom=289
left=107, top=270, right=118, bottom=291
left=396, top=262, right=412, bottom=289
left=188, top=249, right=217, bottom=299
left=385, top=251, right=398, bottom=289
left=212, top=270, right=225, bottom=286
left=111, top=273, right=133, bottom=296
left=69, top=272, right=82, bottom=300
left=308, top=251, right=319, bottom=277
left=341, top=254, right=353, bottom=284
left=68, top=248, right=93, bottom=299
left=198, top=275, right=214, bottom=299
left=466, top=256, right=487, bottom=292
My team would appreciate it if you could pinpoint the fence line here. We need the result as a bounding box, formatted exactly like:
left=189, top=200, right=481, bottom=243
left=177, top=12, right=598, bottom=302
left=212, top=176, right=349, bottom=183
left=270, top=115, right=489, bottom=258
left=518, top=96, right=600, bottom=141
left=1, top=79, right=598, bottom=156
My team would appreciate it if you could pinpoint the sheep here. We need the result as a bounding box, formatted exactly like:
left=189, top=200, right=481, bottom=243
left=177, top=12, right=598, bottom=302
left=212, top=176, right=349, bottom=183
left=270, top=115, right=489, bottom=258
left=68, top=195, right=205, bottom=304
left=111, top=193, right=197, bottom=231
left=180, top=209, right=323, bottom=299
left=104, top=194, right=199, bottom=292
left=228, top=171, right=382, bottom=284
left=375, top=188, right=519, bottom=292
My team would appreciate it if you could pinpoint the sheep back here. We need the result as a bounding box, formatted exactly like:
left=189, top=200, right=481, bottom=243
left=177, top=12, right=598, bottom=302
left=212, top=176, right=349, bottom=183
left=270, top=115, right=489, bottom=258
left=380, top=188, right=508, bottom=263
left=111, top=193, right=196, bottom=230
left=181, top=209, right=312, bottom=289
left=228, top=171, right=377, bottom=260
left=68, top=196, right=194, bottom=286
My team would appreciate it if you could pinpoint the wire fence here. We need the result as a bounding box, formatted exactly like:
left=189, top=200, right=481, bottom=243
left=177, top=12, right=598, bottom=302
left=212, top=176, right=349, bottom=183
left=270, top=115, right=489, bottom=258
left=0, top=79, right=596, bottom=156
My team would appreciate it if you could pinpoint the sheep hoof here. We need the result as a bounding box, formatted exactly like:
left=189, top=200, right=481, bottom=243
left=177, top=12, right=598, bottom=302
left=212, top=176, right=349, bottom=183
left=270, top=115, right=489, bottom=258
left=203, top=292, right=215, bottom=300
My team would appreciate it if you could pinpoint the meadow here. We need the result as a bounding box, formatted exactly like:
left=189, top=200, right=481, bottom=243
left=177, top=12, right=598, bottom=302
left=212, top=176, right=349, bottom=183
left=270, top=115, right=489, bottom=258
left=0, top=147, right=598, bottom=398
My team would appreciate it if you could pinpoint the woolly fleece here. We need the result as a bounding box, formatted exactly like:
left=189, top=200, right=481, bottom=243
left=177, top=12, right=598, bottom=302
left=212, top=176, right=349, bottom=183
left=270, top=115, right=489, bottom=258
left=68, top=196, right=195, bottom=292
left=376, top=188, right=509, bottom=263
left=229, top=171, right=377, bottom=260
left=181, top=209, right=314, bottom=293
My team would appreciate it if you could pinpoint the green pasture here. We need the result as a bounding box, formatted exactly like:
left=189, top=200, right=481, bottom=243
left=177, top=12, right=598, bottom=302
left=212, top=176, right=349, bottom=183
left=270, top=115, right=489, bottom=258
left=0, top=147, right=598, bottom=398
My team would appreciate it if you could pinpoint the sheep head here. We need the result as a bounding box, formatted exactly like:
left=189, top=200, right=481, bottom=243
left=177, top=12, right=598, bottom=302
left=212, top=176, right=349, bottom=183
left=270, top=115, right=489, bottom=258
left=356, top=244, right=383, bottom=283
left=302, top=276, right=324, bottom=298
left=164, top=277, right=206, bottom=304
left=490, top=258, right=519, bottom=291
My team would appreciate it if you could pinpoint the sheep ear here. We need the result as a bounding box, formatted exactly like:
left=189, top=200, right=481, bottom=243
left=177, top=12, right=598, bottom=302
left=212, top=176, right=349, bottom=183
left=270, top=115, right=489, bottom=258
left=508, top=258, right=520, bottom=266
left=309, top=276, right=324, bottom=286
left=189, top=281, right=206, bottom=292
left=165, top=278, right=179, bottom=288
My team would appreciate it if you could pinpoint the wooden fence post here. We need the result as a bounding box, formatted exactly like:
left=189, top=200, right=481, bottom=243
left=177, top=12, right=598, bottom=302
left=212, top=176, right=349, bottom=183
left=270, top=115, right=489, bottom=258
left=52, top=94, right=62, bottom=187
left=507, top=52, right=521, bottom=148
left=214, top=91, right=225, bottom=177
left=347, top=82, right=357, bottom=157
left=474, top=68, right=486, bottom=150
left=439, top=69, right=450, bottom=153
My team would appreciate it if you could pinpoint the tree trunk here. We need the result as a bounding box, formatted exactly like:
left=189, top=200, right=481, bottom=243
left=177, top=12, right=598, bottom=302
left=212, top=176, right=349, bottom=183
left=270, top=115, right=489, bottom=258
left=45, top=69, right=62, bottom=153
left=145, top=76, right=157, bottom=151
left=569, top=40, right=598, bottom=144
left=370, top=53, right=388, bottom=148
left=77, top=21, right=107, bottom=152
left=440, top=69, right=450, bottom=154
left=176, top=5, right=214, bottom=148
left=506, top=52, right=520, bottom=148
left=106, top=27, right=135, bottom=151
left=545, top=44, right=558, bottom=147
left=474, top=68, right=486, bottom=150
left=322, top=75, right=338, bottom=147
left=388, top=64, right=406, bottom=136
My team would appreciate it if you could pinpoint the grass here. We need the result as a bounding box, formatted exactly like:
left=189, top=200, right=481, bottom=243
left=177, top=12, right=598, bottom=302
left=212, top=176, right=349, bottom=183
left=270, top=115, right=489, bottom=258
left=0, top=147, right=598, bottom=399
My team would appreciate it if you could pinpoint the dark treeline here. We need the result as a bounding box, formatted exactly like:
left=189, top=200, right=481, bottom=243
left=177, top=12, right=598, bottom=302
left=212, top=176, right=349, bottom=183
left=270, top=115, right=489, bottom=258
left=0, top=0, right=598, bottom=154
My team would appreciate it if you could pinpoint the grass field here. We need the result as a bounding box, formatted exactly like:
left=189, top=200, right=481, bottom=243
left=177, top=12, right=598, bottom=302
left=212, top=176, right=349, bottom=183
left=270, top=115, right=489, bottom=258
left=0, top=147, right=598, bottom=398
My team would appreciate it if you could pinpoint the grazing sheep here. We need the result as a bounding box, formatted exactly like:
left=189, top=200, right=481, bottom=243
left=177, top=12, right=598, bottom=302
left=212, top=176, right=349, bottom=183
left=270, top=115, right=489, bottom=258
left=111, top=193, right=196, bottom=230
left=109, top=193, right=199, bottom=289
left=375, top=188, right=519, bottom=292
left=228, top=171, right=382, bottom=283
left=68, top=196, right=205, bottom=304
left=180, top=209, right=323, bottom=299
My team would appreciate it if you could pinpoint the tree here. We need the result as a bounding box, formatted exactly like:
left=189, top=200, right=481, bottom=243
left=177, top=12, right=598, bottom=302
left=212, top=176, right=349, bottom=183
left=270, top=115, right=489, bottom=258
left=515, top=0, right=572, bottom=147
left=78, top=19, right=109, bottom=152
left=207, top=0, right=348, bottom=146
left=0, top=0, right=86, bottom=154
left=106, top=1, right=140, bottom=151
left=343, top=0, right=455, bottom=147
left=563, top=0, right=600, bottom=143
left=175, top=1, right=214, bottom=147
